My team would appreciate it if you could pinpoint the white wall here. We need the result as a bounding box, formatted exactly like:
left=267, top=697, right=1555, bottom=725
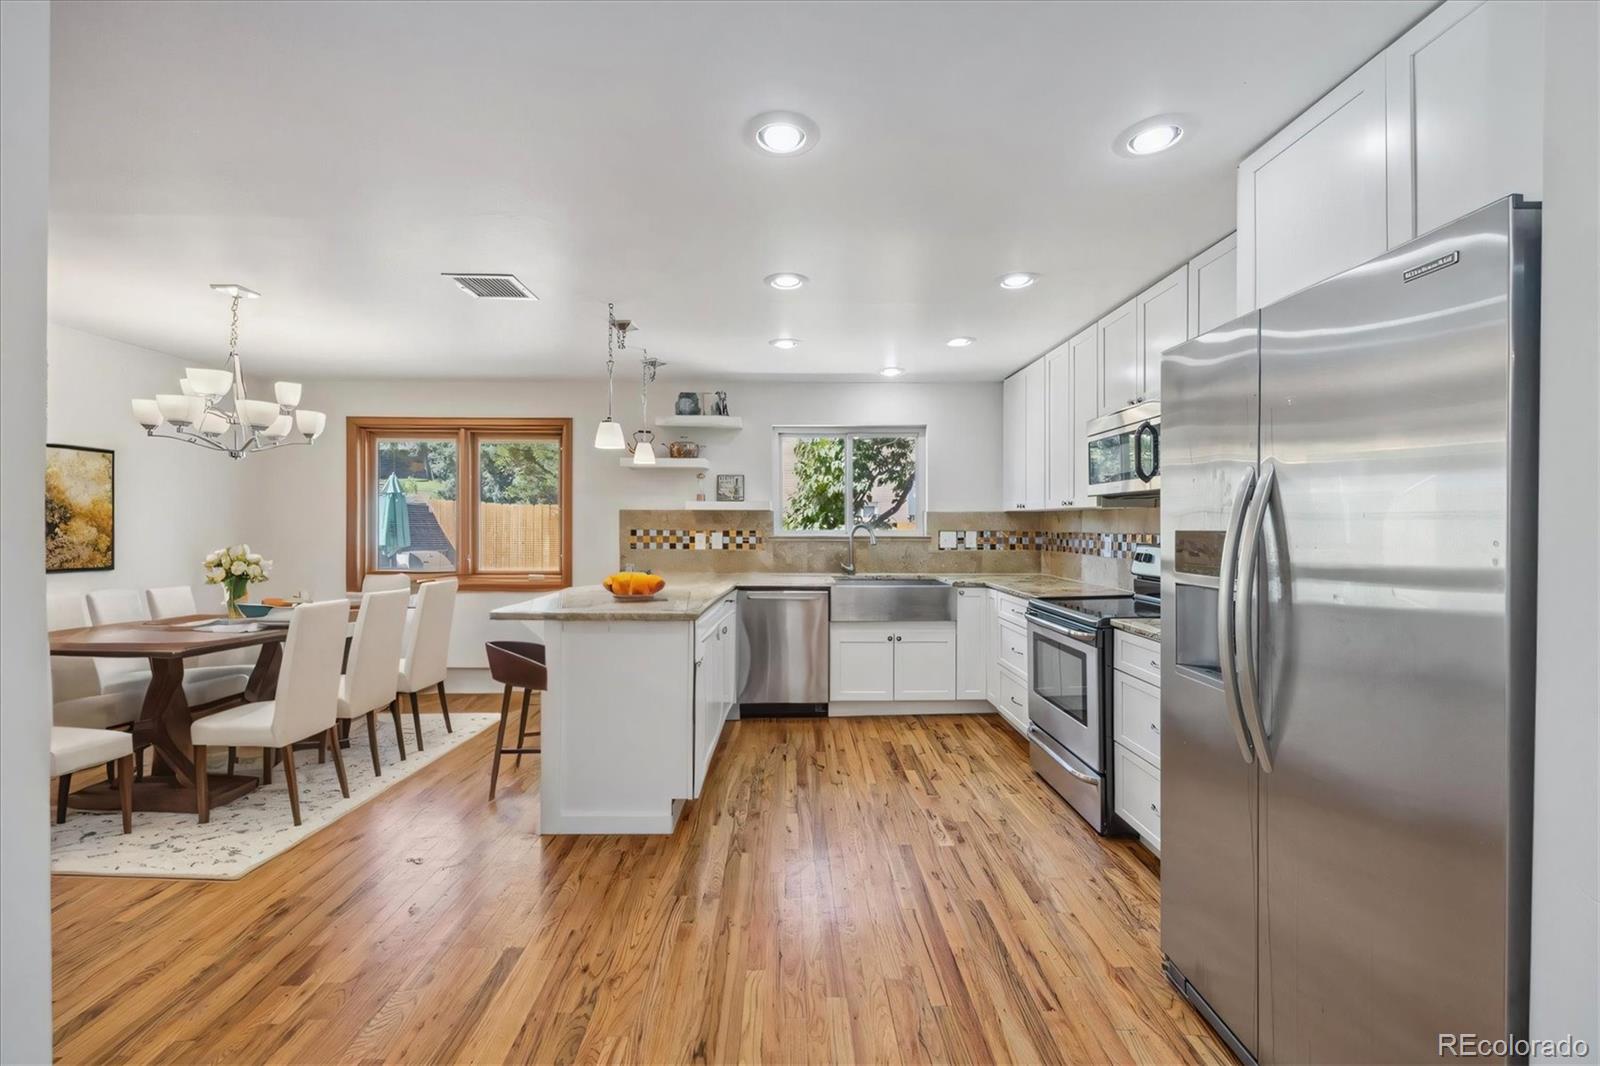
left=1530, top=1, right=1599, bottom=1056
left=46, top=325, right=250, bottom=610
left=0, top=3, right=54, bottom=1061
left=244, top=375, right=1001, bottom=678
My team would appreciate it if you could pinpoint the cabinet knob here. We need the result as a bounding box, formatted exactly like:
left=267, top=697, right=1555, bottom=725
left=721, top=625, right=728, bottom=635
left=886, top=634, right=894, bottom=641
left=1150, top=802, right=1159, bottom=814
left=1149, top=722, right=1160, bottom=733
left=895, top=635, right=903, bottom=642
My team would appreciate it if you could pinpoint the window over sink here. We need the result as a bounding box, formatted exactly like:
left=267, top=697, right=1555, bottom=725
left=774, top=426, right=926, bottom=536
left=347, top=417, right=573, bottom=592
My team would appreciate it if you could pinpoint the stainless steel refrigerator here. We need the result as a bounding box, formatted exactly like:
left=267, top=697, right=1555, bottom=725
left=1160, top=196, right=1539, bottom=1065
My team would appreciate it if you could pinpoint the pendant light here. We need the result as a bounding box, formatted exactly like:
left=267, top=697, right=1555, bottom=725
left=594, top=303, right=628, bottom=449
left=630, top=350, right=664, bottom=465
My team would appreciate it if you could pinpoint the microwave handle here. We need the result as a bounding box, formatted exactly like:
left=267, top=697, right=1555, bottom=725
left=1135, top=422, right=1159, bottom=483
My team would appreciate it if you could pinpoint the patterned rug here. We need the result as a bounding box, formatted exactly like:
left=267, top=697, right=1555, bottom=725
left=51, top=713, right=499, bottom=880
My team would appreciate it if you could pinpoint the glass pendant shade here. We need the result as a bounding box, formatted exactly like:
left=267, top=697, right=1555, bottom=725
left=274, top=381, right=302, bottom=407
left=295, top=409, right=327, bottom=439
left=197, top=410, right=230, bottom=436
left=157, top=394, right=206, bottom=427
left=594, top=418, right=626, bottom=449
left=632, top=439, right=657, bottom=465
left=178, top=378, right=200, bottom=397
left=185, top=367, right=235, bottom=398
left=263, top=414, right=293, bottom=439
left=238, top=399, right=281, bottom=429
left=131, top=398, right=163, bottom=428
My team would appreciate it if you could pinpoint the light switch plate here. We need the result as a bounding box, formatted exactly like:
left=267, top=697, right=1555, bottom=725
left=938, top=530, right=957, bottom=550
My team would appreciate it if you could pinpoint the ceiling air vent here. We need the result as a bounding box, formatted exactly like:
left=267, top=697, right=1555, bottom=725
left=442, top=273, right=539, bottom=300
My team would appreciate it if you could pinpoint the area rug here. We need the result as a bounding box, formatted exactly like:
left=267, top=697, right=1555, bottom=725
left=51, top=712, right=499, bottom=880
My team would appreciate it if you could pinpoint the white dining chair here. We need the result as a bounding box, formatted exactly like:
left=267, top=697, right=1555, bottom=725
left=146, top=585, right=257, bottom=668
left=84, top=588, right=253, bottom=706
left=52, top=726, right=134, bottom=834
left=361, top=573, right=412, bottom=593
left=50, top=592, right=144, bottom=778
left=336, top=587, right=409, bottom=774
left=396, top=577, right=457, bottom=750
left=190, top=599, right=350, bottom=825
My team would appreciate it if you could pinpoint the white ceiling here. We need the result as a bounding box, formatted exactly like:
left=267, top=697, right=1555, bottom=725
left=49, top=0, right=1430, bottom=382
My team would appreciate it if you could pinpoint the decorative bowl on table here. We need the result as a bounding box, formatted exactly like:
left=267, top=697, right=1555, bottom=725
left=603, top=571, right=666, bottom=602
left=235, top=602, right=275, bottom=618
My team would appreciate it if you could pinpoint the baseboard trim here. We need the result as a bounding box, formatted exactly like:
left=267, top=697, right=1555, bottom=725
left=828, top=700, right=995, bottom=718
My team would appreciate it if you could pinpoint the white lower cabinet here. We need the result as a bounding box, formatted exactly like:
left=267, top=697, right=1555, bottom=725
left=997, top=669, right=1029, bottom=735
left=693, top=598, right=737, bottom=796
left=955, top=587, right=987, bottom=701
left=1111, top=628, right=1162, bottom=854
left=829, top=622, right=956, bottom=704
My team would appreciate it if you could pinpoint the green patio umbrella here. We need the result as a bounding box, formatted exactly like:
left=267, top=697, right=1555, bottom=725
left=377, top=472, right=411, bottom=564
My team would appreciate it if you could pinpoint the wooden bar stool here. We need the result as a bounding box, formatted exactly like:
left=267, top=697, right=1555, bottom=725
left=485, top=640, right=546, bottom=800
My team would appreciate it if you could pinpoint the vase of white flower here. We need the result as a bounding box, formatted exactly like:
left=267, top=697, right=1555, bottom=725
left=204, top=544, right=271, bottom=619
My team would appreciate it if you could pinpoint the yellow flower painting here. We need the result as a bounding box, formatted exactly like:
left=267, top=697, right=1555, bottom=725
left=45, top=445, right=114, bottom=572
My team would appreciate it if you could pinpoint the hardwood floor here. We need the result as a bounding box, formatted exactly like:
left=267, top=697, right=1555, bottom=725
left=52, top=697, right=1231, bottom=1065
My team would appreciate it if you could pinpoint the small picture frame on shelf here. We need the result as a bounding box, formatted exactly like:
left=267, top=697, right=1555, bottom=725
left=715, top=474, right=745, bottom=502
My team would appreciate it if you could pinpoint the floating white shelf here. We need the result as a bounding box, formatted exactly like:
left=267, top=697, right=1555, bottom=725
left=618, top=457, right=711, bottom=471
left=682, top=500, right=770, bottom=511
left=654, top=415, right=743, bottom=431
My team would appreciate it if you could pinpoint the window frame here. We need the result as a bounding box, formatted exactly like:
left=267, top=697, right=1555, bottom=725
left=346, top=416, right=574, bottom=593
left=772, top=424, right=929, bottom=538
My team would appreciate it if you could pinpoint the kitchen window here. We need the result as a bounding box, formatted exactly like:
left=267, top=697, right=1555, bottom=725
left=774, top=426, right=926, bottom=536
left=346, top=417, right=573, bottom=592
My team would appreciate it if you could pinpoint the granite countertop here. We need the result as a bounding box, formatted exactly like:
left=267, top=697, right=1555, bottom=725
left=491, top=572, right=1127, bottom=622
left=1110, top=616, right=1162, bottom=641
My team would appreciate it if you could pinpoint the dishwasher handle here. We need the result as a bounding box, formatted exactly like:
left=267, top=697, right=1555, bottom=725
left=741, top=590, right=829, bottom=600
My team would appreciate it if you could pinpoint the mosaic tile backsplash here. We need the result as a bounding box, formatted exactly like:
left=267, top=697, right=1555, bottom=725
left=937, top=529, right=1157, bottom=558
left=627, top=527, right=763, bottom=551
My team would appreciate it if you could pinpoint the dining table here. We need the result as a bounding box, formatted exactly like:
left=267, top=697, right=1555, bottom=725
left=48, top=604, right=368, bottom=815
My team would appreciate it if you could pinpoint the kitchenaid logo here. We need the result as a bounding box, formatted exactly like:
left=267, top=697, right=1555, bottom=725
left=1404, top=250, right=1460, bottom=282
left=1439, top=1033, right=1590, bottom=1059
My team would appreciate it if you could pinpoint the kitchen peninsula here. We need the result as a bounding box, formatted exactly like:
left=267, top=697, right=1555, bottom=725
left=492, top=572, right=1115, bottom=834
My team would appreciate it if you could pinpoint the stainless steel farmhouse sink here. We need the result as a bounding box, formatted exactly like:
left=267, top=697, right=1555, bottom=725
left=830, top=577, right=955, bottom=622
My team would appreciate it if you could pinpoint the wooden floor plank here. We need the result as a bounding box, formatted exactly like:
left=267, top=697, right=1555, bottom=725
left=53, top=699, right=1232, bottom=1065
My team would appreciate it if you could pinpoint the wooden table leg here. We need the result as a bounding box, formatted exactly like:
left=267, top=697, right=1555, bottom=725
left=245, top=642, right=283, bottom=702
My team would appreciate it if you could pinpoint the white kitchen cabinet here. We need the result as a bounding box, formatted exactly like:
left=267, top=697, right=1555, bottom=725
left=984, top=590, right=1002, bottom=708
left=1067, top=326, right=1101, bottom=511
left=830, top=622, right=897, bottom=701
left=1044, top=342, right=1075, bottom=509
left=1001, top=371, right=1027, bottom=510
left=997, top=669, right=1029, bottom=735
left=1112, top=670, right=1161, bottom=768
left=892, top=624, right=957, bottom=701
left=692, top=599, right=736, bottom=796
left=1187, top=233, right=1237, bottom=337
left=1115, top=742, right=1162, bottom=854
left=1113, top=631, right=1162, bottom=687
left=1237, top=53, right=1390, bottom=314
left=1022, top=358, right=1047, bottom=508
left=1385, top=0, right=1544, bottom=242
left=1097, top=298, right=1139, bottom=415
left=1135, top=264, right=1188, bottom=402
left=955, top=587, right=988, bottom=701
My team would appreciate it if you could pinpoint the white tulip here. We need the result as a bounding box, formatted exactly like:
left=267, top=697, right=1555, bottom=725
left=230, top=561, right=247, bottom=576
left=246, top=552, right=262, bottom=564
left=205, top=551, right=220, bottom=564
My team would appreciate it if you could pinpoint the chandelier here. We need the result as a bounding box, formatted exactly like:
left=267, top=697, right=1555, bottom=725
left=130, top=284, right=325, bottom=458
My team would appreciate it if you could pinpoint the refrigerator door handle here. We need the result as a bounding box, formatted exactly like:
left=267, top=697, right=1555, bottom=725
left=1235, top=459, right=1276, bottom=772
left=1216, top=466, right=1257, bottom=765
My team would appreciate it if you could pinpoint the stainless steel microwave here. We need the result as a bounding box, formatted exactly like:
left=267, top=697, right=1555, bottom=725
left=1086, top=400, right=1159, bottom=500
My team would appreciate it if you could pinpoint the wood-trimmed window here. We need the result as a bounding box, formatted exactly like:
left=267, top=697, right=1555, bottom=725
left=346, top=417, right=573, bottom=593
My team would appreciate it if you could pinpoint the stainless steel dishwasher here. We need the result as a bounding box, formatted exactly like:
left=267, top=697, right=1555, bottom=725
left=736, top=588, right=829, bottom=716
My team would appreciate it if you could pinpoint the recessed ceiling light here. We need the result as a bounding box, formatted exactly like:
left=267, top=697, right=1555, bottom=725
left=879, top=366, right=906, bottom=378
left=746, top=111, right=819, bottom=156
left=769, top=337, right=801, bottom=350
left=765, top=272, right=808, bottom=290
left=1114, top=114, right=1190, bottom=158
left=999, top=272, right=1037, bottom=290
left=946, top=336, right=975, bottom=348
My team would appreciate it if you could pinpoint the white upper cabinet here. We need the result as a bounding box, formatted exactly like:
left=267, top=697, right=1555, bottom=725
left=1135, top=264, right=1188, bottom=402
left=1238, top=1, right=1545, bottom=315
left=1068, top=326, right=1101, bottom=511
left=1187, top=233, right=1238, bottom=337
left=1001, top=371, right=1026, bottom=509
left=1097, top=298, right=1139, bottom=415
left=1237, top=53, right=1390, bottom=314
left=1044, top=342, right=1074, bottom=508
left=1386, top=0, right=1544, bottom=241
left=1022, top=358, right=1047, bottom=508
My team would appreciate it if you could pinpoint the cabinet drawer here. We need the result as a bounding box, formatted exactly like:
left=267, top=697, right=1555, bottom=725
left=1113, top=670, right=1161, bottom=767
left=1113, top=631, right=1161, bottom=686
left=995, top=593, right=1029, bottom=630
left=998, top=669, right=1029, bottom=734
left=997, top=620, right=1028, bottom=679
left=1115, top=743, right=1161, bottom=852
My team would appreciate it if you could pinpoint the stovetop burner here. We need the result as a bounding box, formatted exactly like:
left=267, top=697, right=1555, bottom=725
left=1030, top=595, right=1160, bottom=625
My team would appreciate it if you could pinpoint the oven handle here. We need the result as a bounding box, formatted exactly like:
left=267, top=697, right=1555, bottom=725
left=1235, top=459, right=1276, bottom=773
left=1216, top=466, right=1257, bottom=766
left=1025, top=615, right=1099, bottom=646
left=1028, top=727, right=1099, bottom=784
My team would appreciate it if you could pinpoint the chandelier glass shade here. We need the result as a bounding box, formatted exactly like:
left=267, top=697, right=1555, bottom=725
left=131, top=285, right=324, bottom=459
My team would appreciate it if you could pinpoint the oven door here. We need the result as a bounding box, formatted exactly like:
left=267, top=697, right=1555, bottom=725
left=1026, top=614, right=1103, bottom=772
